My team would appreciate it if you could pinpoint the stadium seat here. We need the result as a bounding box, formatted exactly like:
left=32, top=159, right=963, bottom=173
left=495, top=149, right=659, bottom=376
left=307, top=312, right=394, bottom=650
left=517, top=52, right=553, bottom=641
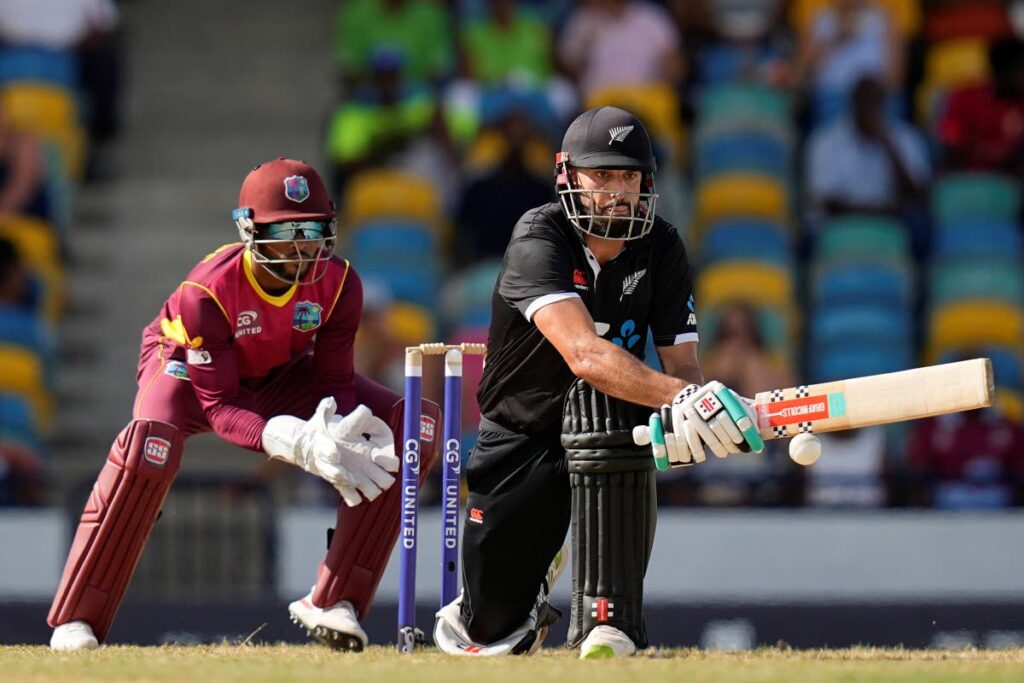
left=996, top=388, right=1024, bottom=424
left=932, top=173, right=1021, bottom=225
left=928, top=301, right=1024, bottom=359
left=343, top=170, right=443, bottom=227
left=938, top=347, right=1023, bottom=390
left=810, top=305, right=913, bottom=347
left=0, top=214, right=64, bottom=319
left=697, top=261, right=794, bottom=310
left=358, top=264, right=440, bottom=309
left=695, top=126, right=791, bottom=180
left=697, top=84, right=791, bottom=129
left=0, top=392, right=42, bottom=453
left=0, top=345, right=52, bottom=431
left=348, top=221, right=436, bottom=253
left=0, top=46, right=78, bottom=89
left=702, top=220, right=791, bottom=266
left=585, top=83, right=685, bottom=160
left=695, top=173, right=788, bottom=227
left=816, top=215, right=910, bottom=263
left=813, top=262, right=913, bottom=308
left=810, top=342, right=913, bottom=384
left=0, top=83, right=85, bottom=179
left=929, top=260, right=1024, bottom=309
left=698, top=305, right=791, bottom=351
left=932, top=222, right=1023, bottom=258
left=917, top=38, right=991, bottom=122
left=441, top=259, right=500, bottom=329
left=790, top=0, right=920, bottom=39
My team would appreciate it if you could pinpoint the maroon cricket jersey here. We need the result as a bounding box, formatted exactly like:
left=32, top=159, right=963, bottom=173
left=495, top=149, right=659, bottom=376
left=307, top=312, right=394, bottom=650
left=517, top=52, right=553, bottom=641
left=140, top=243, right=362, bottom=450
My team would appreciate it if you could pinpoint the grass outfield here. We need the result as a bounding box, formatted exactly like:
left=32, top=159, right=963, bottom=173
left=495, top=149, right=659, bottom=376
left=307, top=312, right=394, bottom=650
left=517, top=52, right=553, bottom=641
left=1, top=646, right=1022, bottom=683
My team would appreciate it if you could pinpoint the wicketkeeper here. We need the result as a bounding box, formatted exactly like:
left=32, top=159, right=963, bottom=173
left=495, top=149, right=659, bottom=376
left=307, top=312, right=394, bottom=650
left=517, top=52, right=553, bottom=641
left=48, top=158, right=441, bottom=651
left=433, top=107, right=762, bottom=658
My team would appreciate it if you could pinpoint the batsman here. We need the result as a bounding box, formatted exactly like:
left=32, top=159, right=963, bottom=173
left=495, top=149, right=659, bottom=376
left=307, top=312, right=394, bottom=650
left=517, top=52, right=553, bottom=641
left=47, top=158, right=441, bottom=651
left=434, top=107, right=763, bottom=658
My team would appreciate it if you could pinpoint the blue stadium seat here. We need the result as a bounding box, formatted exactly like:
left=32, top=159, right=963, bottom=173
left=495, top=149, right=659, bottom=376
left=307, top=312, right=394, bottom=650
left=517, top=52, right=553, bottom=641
left=0, top=308, right=54, bottom=357
left=813, top=262, right=913, bottom=308
left=810, top=342, right=913, bottom=383
left=810, top=305, right=913, bottom=347
left=696, top=129, right=791, bottom=180
left=933, top=221, right=1023, bottom=258
left=348, top=221, right=436, bottom=254
left=939, top=347, right=1023, bottom=390
left=0, top=392, right=41, bottom=452
left=358, top=266, right=439, bottom=309
left=702, top=220, right=791, bottom=266
left=0, top=46, right=78, bottom=89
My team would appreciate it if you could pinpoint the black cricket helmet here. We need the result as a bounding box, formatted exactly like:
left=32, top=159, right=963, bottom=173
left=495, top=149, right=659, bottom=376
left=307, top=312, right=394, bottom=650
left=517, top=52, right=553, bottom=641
left=555, top=106, right=658, bottom=240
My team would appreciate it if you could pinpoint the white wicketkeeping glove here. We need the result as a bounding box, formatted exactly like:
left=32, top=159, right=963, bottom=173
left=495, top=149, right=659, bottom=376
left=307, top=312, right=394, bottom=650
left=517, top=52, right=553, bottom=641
left=262, top=397, right=399, bottom=506
left=661, top=381, right=761, bottom=467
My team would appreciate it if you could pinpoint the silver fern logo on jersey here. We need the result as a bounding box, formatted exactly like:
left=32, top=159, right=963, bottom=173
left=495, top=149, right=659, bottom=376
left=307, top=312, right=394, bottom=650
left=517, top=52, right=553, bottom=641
left=620, top=268, right=647, bottom=301
left=608, top=125, right=634, bottom=144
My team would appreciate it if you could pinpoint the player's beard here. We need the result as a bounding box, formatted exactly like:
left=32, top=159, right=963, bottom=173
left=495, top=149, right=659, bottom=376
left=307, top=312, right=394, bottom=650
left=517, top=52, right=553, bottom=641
left=583, top=195, right=640, bottom=239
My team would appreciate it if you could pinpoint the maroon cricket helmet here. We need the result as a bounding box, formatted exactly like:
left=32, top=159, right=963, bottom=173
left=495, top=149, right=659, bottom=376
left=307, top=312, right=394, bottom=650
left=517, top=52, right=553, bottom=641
left=236, top=157, right=336, bottom=224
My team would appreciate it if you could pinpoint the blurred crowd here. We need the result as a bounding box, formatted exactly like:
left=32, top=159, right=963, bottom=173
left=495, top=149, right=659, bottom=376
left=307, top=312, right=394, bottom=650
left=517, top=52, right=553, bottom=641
left=0, top=0, right=122, bottom=505
left=329, top=0, right=1024, bottom=511
left=1, top=0, right=1022, bottom=512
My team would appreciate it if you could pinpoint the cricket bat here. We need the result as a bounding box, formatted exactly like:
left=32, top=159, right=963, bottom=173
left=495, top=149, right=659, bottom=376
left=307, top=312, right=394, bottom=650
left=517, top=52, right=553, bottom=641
left=633, top=357, right=994, bottom=449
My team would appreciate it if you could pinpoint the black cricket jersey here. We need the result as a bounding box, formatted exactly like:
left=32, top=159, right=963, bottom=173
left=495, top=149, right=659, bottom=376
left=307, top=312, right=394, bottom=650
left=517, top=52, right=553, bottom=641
left=477, top=202, right=698, bottom=437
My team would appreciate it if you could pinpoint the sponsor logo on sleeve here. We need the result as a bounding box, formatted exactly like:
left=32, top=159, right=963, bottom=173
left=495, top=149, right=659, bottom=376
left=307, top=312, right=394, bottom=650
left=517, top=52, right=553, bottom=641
left=164, top=360, right=191, bottom=380
left=292, top=301, right=323, bottom=332
left=687, top=294, right=697, bottom=326
left=144, top=437, right=171, bottom=466
left=187, top=348, right=212, bottom=365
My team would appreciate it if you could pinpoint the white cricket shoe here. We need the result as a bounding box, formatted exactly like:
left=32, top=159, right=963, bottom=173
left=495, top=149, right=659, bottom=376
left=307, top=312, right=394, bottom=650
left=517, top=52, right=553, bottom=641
left=579, top=625, right=637, bottom=659
left=50, top=621, right=99, bottom=651
left=288, top=590, right=368, bottom=652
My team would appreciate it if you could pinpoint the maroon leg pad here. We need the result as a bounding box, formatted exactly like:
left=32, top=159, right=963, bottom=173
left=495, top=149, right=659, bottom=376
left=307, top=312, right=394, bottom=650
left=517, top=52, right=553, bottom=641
left=47, top=419, right=183, bottom=642
left=311, top=398, right=442, bottom=617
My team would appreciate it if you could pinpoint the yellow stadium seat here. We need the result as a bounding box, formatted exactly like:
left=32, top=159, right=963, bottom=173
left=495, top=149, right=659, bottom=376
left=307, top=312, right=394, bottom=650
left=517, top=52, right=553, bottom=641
left=464, top=129, right=553, bottom=179
left=585, top=83, right=686, bottom=163
left=0, top=344, right=52, bottom=432
left=0, top=214, right=64, bottom=319
left=996, top=389, right=1024, bottom=424
left=927, top=300, right=1024, bottom=361
left=916, top=38, right=991, bottom=122
left=696, top=173, right=788, bottom=228
left=343, top=170, right=443, bottom=227
left=1, top=83, right=85, bottom=179
left=791, top=0, right=920, bottom=38
left=697, top=261, right=795, bottom=310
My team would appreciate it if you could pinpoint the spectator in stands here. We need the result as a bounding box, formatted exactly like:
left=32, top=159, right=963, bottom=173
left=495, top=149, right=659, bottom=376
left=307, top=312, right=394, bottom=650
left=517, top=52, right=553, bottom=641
left=805, top=428, right=888, bottom=507
left=796, top=0, right=904, bottom=123
left=0, top=101, right=49, bottom=221
left=687, top=0, right=796, bottom=88
left=937, top=38, right=1024, bottom=178
left=455, top=108, right=553, bottom=265
left=335, top=0, right=453, bottom=87
left=0, top=237, right=30, bottom=310
left=325, top=50, right=457, bottom=202
left=907, top=406, right=1024, bottom=509
left=461, top=0, right=553, bottom=86
left=701, top=303, right=795, bottom=396
left=558, top=0, right=685, bottom=101
left=804, top=75, right=929, bottom=237
left=669, top=303, right=799, bottom=508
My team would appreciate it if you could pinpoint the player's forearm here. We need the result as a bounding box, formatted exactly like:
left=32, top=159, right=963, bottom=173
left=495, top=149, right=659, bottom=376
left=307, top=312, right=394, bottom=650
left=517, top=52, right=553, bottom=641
left=203, top=402, right=267, bottom=452
left=567, top=338, right=688, bottom=409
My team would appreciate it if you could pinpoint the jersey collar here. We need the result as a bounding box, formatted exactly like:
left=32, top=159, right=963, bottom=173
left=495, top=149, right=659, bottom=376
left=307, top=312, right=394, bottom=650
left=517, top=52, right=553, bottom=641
left=242, top=250, right=297, bottom=307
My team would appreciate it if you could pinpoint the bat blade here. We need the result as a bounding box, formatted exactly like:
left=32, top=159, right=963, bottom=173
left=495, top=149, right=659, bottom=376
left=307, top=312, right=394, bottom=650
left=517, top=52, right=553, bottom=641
left=633, top=358, right=994, bottom=446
